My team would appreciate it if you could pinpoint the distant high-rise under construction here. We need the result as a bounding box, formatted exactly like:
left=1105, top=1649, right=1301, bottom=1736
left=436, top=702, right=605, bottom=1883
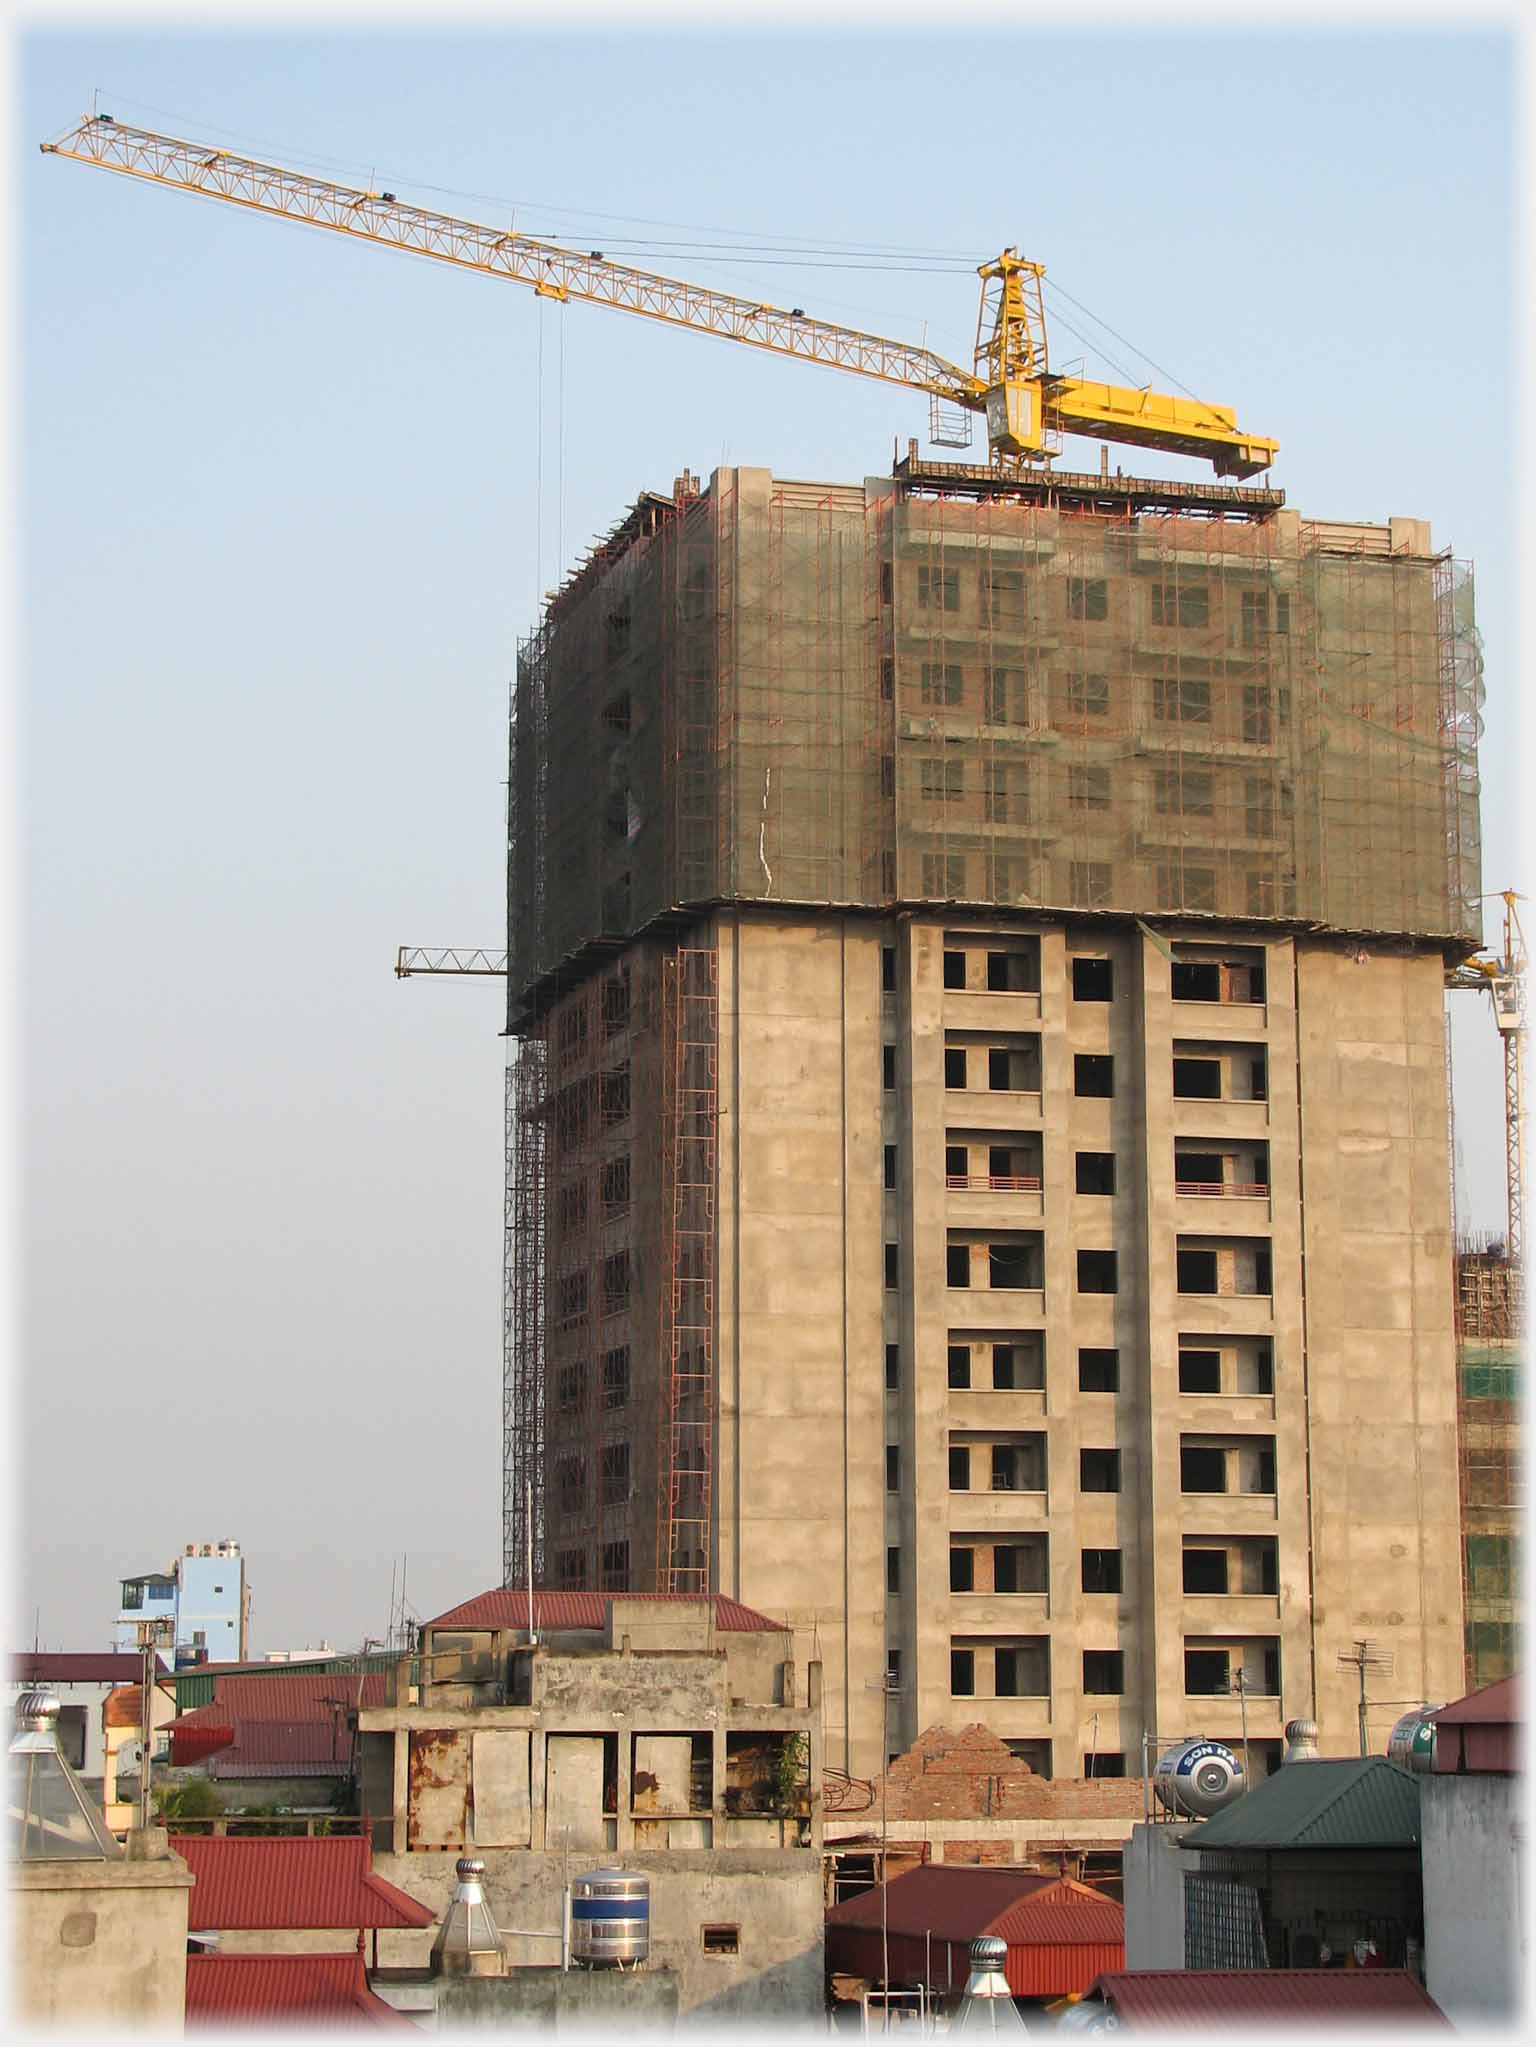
left=504, top=456, right=1485, bottom=1780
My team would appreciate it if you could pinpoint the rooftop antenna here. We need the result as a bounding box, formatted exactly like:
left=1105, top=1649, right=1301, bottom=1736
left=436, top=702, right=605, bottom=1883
left=1338, top=1639, right=1393, bottom=1758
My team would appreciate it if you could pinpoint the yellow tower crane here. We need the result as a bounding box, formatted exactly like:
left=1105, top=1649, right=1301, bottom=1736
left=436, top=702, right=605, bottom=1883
left=1449, top=892, right=1528, bottom=1264
left=42, top=112, right=1278, bottom=479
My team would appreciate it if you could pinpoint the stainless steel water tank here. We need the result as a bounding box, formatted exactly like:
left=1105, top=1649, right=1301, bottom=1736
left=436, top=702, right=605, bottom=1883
left=1387, top=1706, right=1441, bottom=1772
left=1152, top=1738, right=1245, bottom=1817
left=570, top=1867, right=650, bottom=1967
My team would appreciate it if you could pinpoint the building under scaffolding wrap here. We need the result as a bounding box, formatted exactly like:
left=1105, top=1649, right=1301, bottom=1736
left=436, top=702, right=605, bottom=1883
left=1455, top=1244, right=1521, bottom=1689
left=504, top=458, right=1484, bottom=1776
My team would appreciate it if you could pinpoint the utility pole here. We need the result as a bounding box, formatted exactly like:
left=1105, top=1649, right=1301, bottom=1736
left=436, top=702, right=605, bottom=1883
left=136, top=1617, right=172, bottom=1831
left=1338, top=1639, right=1391, bottom=1759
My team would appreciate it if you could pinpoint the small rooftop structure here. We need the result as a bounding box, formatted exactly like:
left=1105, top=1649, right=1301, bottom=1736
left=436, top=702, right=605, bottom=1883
left=430, top=1856, right=507, bottom=1977
left=1431, top=1672, right=1520, bottom=1774
left=184, top=1951, right=413, bottom=2028
left=1080, top=1968, right=1449, bottom=2028
left=10, top=1652, right=148, bottom=1687
left=8, top=1689, right=122, bottom=1862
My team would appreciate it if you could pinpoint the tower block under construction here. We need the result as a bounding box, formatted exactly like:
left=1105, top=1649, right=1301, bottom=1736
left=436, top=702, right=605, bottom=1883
left=505, top=457, right=1484, bottom=1780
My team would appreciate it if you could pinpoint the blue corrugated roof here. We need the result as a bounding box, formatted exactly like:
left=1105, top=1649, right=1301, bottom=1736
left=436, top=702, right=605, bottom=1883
left=1180, top=1758, right=1420, bottom=1851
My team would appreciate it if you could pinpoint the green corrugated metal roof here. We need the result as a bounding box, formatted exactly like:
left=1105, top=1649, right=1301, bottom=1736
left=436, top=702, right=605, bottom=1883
left=1180, top=1758, right=1420, bottom=1852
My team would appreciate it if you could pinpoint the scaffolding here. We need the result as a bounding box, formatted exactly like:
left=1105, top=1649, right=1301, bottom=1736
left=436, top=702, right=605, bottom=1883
left=1454, top=1243, right=1522, bottom=1688
left=656, top=946, right=719, bottom=1594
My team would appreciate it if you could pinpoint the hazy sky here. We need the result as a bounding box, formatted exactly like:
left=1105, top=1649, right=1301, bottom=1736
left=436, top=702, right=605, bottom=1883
left=15, top=13, right=1522, bottom=1655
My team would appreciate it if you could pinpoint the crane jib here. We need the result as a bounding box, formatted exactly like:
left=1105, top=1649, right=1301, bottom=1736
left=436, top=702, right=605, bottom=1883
left=43, top=113, right=1276, bottom=474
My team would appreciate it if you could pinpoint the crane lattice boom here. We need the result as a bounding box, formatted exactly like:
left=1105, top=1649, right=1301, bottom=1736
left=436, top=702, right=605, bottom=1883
left=43, top=113, right=1277, bottom=478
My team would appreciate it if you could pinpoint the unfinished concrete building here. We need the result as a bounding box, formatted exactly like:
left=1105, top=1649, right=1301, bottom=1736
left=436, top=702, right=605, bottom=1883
left=504, top=455, right=1485, bottom=1783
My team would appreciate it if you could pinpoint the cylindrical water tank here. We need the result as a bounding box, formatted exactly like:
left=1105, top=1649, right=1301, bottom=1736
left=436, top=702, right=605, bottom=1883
left=570, top=1867, right=650, bottom=1967
left=1387, top=1707, right=1441, bottom=1773
left=1152, top=1739, right=1245, bottom=1817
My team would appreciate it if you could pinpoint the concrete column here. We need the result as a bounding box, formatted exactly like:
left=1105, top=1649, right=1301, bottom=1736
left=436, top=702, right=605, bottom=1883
left=615, top=1724, right=634, bottom=1855
left=391, top=1729, right=409, bottom=1856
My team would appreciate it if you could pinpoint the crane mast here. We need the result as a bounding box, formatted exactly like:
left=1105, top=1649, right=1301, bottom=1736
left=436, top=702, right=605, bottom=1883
left=43, top=112, right=1277, bottom=478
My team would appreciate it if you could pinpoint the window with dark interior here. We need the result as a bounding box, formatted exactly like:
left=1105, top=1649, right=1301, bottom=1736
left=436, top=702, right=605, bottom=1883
left=1085, top=1752, right=1126, bottom=1778
left=1083, top=1650, right=1125, bottom=1694
left=990, top=1242, right=1038, bottom=1288
left=1179, top=1348, right=1223, bottom=1393
left=1078, top=1348, right=1119, bottom=1393
left=1172, top=960, right=1221, bottom=1002
left=951, top=1649, right=975, bottom=1696
left=1082, top=1548, right=1123, bottom=1594
left=1074, top=1054, right=1114, bottom=1097
left=1177, top=1249, right=1219, bottom=1294
left=948, top=1344, right=972, bottom=1389
left=948, top=1446, right=971, bottom=1491
left=950, top=1547, right=975, bottom=1592
left=885, top=1344, right=900, bottom=1391
left=881, top=946, right=896, bottom=992
left=1185, top=1649, right=1232, bottom=1696
left=1072, top=956, right=1114, bottom=1001
left=944, top=950, right=967, bottom=989
left=884, top=1145, right=898, bottom=1190
left=1080, top=1448, right=1121, bottom=1493
left=948, top=1244, right=972, bottom=1288
left=885, top=1243, right=900, bottom=1290
left=883, top=1044, right=898, bottom=1090
left=1183, top=1548, right=1229, bottom=1594
left=1180, top=1445, right=1227, bottom=1493
left=886, top=1446, right=901, bottom=1493
left=887, top=1547, right=901, bottom=1593
left=1173, top=1057, right=1222, bottom=1099
left=944, top=1048, right=967, bottom=1089
left=1076, top=1152, right=1117, bottom=1195
left=1077, top=1250, right=1119, bottom=1295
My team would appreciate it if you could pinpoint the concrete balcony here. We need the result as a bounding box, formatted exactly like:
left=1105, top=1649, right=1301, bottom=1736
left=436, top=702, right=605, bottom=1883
left=1176, top=1491, right=1280, bottom=1530
left=1169, top=997, right=1271, bottom=1038
left=943, top=1088, right=1043, bottom=1130
left=1173, top=1185, right=1273, bottom=1228
left=943, top=987, right=1044, bottom=1028
left=945, top=1287, right=1046, bottom=1327
left=947, top=1176, right=1046, bottom=1224
left=948, top=1593, right=1051, bottom=1630
left=946, top=1489, right=1050, bottom=1528
left=1172, top=1292, right=1276, bottom=1333
left=948, top=1389, right=1048, bottom=1425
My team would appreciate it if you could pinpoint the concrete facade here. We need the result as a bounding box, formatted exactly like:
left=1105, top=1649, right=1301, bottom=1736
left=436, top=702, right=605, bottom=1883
left=10, top=1844, right=193, bottom=2030
left=1120, top=1819, right=1201, bottom=1968
left=707, top=909, right=1464, bottom=1777
left=1421, top=1768, right=1525, bottom=2026
left=509, top=465, right=1473, bottom=1788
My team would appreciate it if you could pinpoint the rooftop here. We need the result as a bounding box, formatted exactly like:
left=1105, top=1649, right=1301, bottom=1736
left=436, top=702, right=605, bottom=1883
left=184, top=1952, right=413, bottom=2028
left=1181, top=1757, right=1420, bottom=1853
left=10, top=1652, right=146, bottom=1686
left=424, top=1588, right=788, bottom=1633
left=1087, top=1968, right=1449, bottom=2028
left=827, top=1866, right=1122, bottom=1948
left=175, top=1836, right=435, bottom=1932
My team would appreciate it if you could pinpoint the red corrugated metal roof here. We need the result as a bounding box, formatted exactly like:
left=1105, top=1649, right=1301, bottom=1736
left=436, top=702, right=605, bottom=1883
left=169, top=1672, right=391, bottom=1777
left=185, top=1952, right=414, bottom=2027
left=1433, top=1673, right=1519, bottom=1726
left=426, top=1588, right=788, bottom=1632
left=826, top=1866, right=1121, bottom=1946
left=11, top=1652, right=145, bottom=1685
left=176, top=1837, right=435, bottom=1931
left=1090, top=1969, right=1450, bottom=2026
left=179, top=1672, right=391, bottom=1723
